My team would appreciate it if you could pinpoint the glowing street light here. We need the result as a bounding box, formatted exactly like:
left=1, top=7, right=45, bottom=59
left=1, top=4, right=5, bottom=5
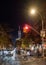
left=25, top=26, right=29, bottom=29
left=30, top=9, right=36, bottom=15
left=23, top=24, right=31, bottom=33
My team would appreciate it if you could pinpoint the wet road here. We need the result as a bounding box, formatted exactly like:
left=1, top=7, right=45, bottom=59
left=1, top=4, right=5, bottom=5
left=0, top=56, right=20, bottom=65
left=0, top=56, right=46, bottom=65
left=21, top=57, right=46, bottom=65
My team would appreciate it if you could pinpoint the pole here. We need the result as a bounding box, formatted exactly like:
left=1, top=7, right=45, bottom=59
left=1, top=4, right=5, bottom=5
left=38, top=12, right=44, bottom=57
left=42, top=19, right=44, bottom=57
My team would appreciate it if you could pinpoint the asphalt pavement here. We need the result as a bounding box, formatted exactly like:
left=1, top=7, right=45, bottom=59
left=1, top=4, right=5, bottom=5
left=0, top=56, right=46, bottom=65
left=20, top=57, right=46, bottom=65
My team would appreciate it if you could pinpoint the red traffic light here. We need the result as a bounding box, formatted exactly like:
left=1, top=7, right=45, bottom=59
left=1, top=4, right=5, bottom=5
left=23, top=24, right=31, bottom=33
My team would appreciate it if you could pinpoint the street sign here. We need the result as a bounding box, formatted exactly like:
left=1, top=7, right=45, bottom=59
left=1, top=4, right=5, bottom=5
left=40, top=30, right=45, bottom=37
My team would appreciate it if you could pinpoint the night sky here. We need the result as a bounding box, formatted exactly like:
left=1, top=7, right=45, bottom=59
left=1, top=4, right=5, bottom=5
left=0, top=0, right=46, bottom=41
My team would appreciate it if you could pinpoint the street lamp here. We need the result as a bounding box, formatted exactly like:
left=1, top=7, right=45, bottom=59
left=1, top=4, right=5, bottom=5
left=30, top=9, right=36, bottom=15
left=30, top=8, right=45, bottom=57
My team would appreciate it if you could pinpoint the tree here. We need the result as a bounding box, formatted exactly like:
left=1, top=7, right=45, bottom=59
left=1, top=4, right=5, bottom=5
left=0, top=25, right=13, bottom=49
left=21, top=33, right=33, bottom=48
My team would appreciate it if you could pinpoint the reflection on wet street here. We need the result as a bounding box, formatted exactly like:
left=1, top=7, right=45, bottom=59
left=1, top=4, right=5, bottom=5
left=0, top=48, right=46, bottom=65
left=0, top=48, right=20, bottom=65
left=0, top=56, right=20, bottom=65
left=0, top=55, right=46, bottom=65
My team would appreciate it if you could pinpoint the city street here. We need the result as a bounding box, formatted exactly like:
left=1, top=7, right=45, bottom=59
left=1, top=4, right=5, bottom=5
left=0, top=1, right=46, bottom=65
left=0, top=55, right=20, bottom=65
left=0, top=55, right=46, bottom=65
left=21, top=57, right=46, bottom=65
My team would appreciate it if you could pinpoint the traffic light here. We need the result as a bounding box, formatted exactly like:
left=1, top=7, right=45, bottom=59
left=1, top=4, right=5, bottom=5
left=23, top=24, right=31, bottom=33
